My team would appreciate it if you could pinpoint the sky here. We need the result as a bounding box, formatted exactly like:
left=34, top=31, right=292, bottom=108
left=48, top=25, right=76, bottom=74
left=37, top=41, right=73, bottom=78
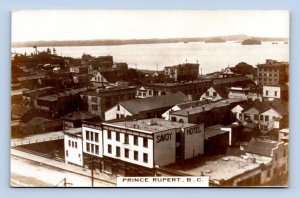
left=11, top=10, right=289, bottom=42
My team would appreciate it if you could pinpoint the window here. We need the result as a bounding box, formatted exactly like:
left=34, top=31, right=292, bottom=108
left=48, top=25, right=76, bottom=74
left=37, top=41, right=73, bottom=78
left=143, top=153, right=148, bottom=163
left=254, top=114, right=259, bottom=121
left=86, top=131, right=90, bottom=140
left=116, top=132, right=120, bottom=141
left=134, top=151, right=138, bottom=161
left=92, top=104, right=98, bottom=111
left=124, top=134, right=129, bottom=144
left=91, top=144, right=94, bottom=153
left=134, top=136, right=138, bottom=146
left=86, top=143, right=90, bottom=152
left=143, top=137, right=148, bottom=148
left=125, top=149, right=129, bottom=158
left=75, top=142, right=77, bottom=148
left=206, top=91, right=209, bottom=96
left=107, top=130, right=111, bottom=139
left=116, top=146, right=120, bottom=157
left=68, top=140, right=71, bottom=147
left=260, top=115, right=264, bottom=121
left=66, top=150, right=68, bottom=157
left=91, top=132, right=94, bottom=141
left=117, top=105, right=120, bottom=111
left=275, top=91, right=278, bottom=96
left=78, top=154, right=81, bottom=158
left=213, top=91, right=217, bottom=97
left=95, top=133, right=99, bottom=142
left=265, top=115, right=269, bottom=122
left=95, top=145, right=99, bottom=155
left=92, top=97, right=97, bottom=103
left=265, top=90, right=269, bottom=96
left=108, top=144, right=112, bottom=154
left=72, top=141, right=74, bottom=148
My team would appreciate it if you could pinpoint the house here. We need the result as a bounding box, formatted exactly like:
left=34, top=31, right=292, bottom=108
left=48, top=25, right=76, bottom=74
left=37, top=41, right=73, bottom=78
left=80, top=86, right=137, bottom=118
left=64, top=131, right=84, bottom=166
left=136, top=86, right=152, bottom=98
left=228, top=87, right=262, bottom=101
left=263, top=84, right=288, bottom=101
left=90, top=70, right=119, bottom=87
left=169, top=98, right=246, bottom=127
left=234, top=101, right=288, bottom=132
left=105, top=92, right=189, bottom=121
left=62, top=111, right=99, bottom=129
left=161, top=100, right=207, bottom=120
left=200, top=86, right=227, bottom=102
left=244, top=138, right=288, bottom=184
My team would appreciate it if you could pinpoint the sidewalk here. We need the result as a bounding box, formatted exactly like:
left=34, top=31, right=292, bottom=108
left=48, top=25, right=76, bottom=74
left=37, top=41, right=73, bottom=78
left=11, top=149, right=117, bottom=186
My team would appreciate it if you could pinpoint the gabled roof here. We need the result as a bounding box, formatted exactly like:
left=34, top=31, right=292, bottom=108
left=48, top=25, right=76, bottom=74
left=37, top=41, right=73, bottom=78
left=62, top=111, right=97, bottom=121
left=242, top=101, right=286, bottom=115
left=206, top=86, right=228, bottom=98
left=245, top=138, right=278, bottom=156
left=176, top=100, right=207, bottom=109
left=119, top=92, right=189, bottom=115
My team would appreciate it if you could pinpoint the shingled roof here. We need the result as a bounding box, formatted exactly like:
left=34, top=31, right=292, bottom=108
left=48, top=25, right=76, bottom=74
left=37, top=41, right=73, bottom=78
left=119, top=92, right=189, bottom=115
left=245, top=138, right=278, bottom=157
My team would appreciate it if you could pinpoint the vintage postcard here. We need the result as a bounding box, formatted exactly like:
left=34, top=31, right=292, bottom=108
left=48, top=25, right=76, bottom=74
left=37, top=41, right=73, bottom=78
left=11, top=10, right=289, bottom=187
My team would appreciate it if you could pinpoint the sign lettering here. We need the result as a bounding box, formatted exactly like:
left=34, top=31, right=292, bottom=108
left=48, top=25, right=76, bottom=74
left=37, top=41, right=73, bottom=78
left=186, top=126, right=201, bottom=135
left=156, top=133, right=172, bottom=143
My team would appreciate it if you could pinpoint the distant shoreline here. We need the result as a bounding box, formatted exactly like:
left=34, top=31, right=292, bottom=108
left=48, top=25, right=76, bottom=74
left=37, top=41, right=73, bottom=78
left=12, top=35, right=288, bottom=48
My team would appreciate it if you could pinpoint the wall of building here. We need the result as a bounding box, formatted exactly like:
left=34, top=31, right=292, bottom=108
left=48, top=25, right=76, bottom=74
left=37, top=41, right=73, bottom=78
left=200, top=87, right=223, bottom=101
left=64, top=134, right=83, bottom=166
left=153, top=129, right=176, bottom=167
left=82, top=126, right=103, bottom=158
left=263, top=86, right=281, bottom=100
left=104, top=104, right=133, bottom=121
left=184, top=124, right=204, bottom=159
left=103, top=128, right=154, bottom=169
left=162, top=105, right=181, bottom=120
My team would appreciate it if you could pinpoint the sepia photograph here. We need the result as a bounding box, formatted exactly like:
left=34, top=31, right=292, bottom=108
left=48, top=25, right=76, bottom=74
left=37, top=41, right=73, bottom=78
left=10, top=10, right=289, bottom=187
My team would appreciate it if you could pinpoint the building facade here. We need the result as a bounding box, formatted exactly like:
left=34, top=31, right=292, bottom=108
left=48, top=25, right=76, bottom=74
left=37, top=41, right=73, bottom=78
left=257, top=59, right=289, bottom=86
left=164, top=63, right=199, bottom=82
left=80, top=86, right=136, bottom=118
left=76, top=119, right=204, bottom=176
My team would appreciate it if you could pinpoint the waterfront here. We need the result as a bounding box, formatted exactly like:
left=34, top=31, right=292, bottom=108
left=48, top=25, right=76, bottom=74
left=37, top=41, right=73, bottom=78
left=12, top=41, right=289, bottom=74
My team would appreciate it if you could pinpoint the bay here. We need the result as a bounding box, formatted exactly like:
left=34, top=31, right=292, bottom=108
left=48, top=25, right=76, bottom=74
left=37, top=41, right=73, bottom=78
left=11, top=41, right=289, bottom=74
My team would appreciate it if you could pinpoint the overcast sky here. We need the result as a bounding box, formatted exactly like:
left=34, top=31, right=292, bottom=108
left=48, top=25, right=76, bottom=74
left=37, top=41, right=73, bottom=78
left=11, top=10, right=289, bottom=42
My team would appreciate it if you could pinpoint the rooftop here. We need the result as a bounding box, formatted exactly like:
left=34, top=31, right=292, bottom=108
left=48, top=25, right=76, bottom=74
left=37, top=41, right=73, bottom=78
left=105, top=118, right=197, bottom=134
left=212, top=76, right=254, bottom=86
left=81, top=86, right=136, bottom=97
left=170, top=155, right=260, bottom=182
left=119, top=92, right=189, bottom=115
left=61, top=111, right=97, bottom=121
left=245, top=138, right=279, bottom=157
left=205, top=125, right=229, bottom=140
left=171, top=98, right=245, bottom=116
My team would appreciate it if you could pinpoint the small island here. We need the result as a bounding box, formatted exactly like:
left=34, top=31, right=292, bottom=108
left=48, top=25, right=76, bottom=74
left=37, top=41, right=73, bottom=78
left=205, top=38, right=226, bottom=43
left=241, top=39, right=261, bottom=45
